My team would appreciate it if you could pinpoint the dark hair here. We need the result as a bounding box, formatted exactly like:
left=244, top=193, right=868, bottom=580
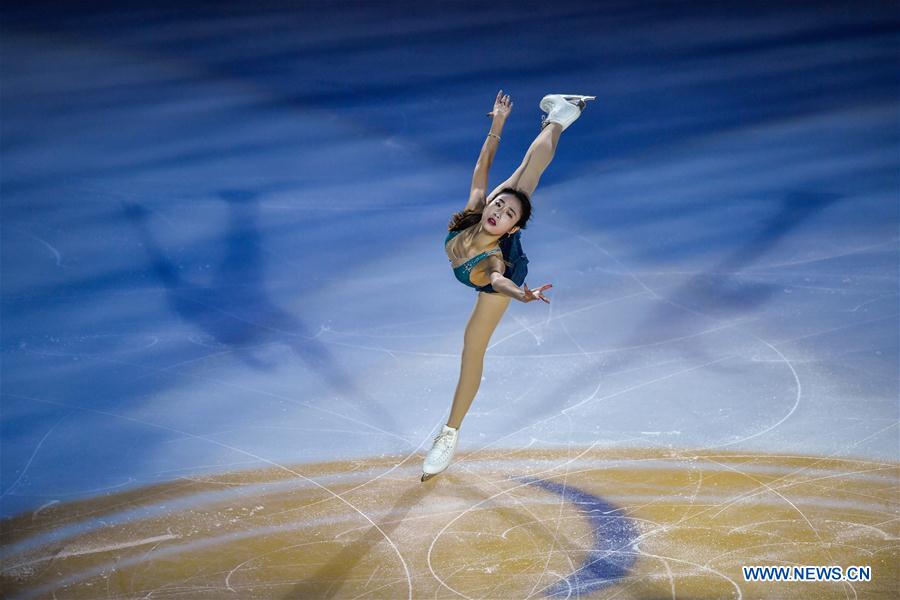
left=447, top=187, right=533, bottom=233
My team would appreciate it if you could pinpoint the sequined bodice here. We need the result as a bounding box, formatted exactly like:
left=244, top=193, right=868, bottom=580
left=445, top=229, right=502, bottom=288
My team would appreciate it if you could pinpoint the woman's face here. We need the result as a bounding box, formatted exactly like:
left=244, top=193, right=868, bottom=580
left=482, top=193, right=522, bottom=236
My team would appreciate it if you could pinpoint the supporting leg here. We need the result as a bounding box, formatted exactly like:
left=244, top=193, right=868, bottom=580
left=487, top=122, right=563, bottom=199
left=446, top=291, right=512, bottom=429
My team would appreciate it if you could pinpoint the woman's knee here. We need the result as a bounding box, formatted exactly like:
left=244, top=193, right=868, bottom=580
left=462, top=328, right=490, bottom=352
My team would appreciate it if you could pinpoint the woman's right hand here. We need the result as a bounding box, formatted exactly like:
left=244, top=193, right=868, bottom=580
left=486, top=89, right=513, bottom=120
left=522, top=283, right=551, bottom=303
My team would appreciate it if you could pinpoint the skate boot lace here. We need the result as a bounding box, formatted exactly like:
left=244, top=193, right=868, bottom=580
left=431, top=430, right=456, bottom=456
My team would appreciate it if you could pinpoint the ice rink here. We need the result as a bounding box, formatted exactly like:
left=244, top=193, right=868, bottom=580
left=2, top=1, right=898, bottom=598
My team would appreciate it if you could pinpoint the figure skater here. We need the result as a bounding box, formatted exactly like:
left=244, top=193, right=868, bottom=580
left=421, top=90, right=595, bottom=481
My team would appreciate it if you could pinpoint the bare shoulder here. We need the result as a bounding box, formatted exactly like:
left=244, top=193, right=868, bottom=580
left=484, top=253, right=506, bottom=276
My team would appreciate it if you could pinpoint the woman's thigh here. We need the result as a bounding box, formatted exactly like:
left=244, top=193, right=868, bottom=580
left=463, top=291, right=512, bottom=350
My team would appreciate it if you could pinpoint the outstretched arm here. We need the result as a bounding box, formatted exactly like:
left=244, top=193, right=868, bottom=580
left=488, top=271, right=526, bottom=301
left=488, top=271, right=552, bottom=303
left=465, top=90, right=512, bottom=212
left=484, top=256, right=551, bottom=303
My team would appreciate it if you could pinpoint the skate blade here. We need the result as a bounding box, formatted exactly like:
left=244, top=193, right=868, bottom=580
left=420, top=472, right=438, bottom=482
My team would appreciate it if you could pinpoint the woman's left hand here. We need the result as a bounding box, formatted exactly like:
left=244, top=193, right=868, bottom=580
left=522, top=283, right=551, bottom=303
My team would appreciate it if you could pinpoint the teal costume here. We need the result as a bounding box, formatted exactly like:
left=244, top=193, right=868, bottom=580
left=444, top=228, right=529, bottom=293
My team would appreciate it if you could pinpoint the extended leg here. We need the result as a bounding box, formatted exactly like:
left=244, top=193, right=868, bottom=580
left=446, top=292, right=512, bottom=429
left=487, top=122, right=563, bottom=200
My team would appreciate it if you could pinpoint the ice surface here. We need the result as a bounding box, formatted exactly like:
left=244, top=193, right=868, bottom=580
left=1, top=1, right=897, bottom=597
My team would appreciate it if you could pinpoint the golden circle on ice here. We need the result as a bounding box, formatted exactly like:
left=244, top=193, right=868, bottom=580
left=2, top=448, right=897, bottom=599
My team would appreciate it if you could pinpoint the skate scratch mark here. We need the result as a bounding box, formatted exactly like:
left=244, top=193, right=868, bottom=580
left=569, top=221, right=890, bottom=485
left=772, top=313, right=899, bottom=346
left=164, top=424, right=436, bottom=537
left=706, top=457, right=827, bottom=531
left=593, top=268, right=894, bottom=281
left=714, top=424, right=898, bottom=512
left=847, top=293, right=898, bottom=312
left=706, top=540, right=875, bottom=567
left=873, top=516, right=900, bottom=528
left=564, top=229, right=660, bottom=299
left=749, top=239, right=898, bottom=270
left=818, top=519, right=899, bottom=541
left=458, top=463, right=578, bottom=587
left=31, top=500, right=60, bottom=520
left=557, top=299, right=590, bottom=356
left=636, top=423, right=899, bottom=538
left=326, top=288, right=749, bottom=359
left=3, top=393, right=413, bottom=600
left=510, top=313, right=541, bottom=345
left=705, top=334, right=801, bottom=449
left=454, top=356, right=731, bottom=469
left=525, top=448, right=572, bottom=599
left=572, top=455, right=707, bottom=523
left=131, top=538, right=169, bottom=596
left=428, top=438, right=641, bottom=599
left=711, top=462, right=897, bottom=522
left=701, top=456, right=857, bottom=600
left=660, top=556, right=676, bottom=600
left=347, top=578, right=403, bottom=599
left=487, top=289, right=653, bottom=350
left=680, top=466, right=703, bottom=523
left=327, top=289, right=655, bottom=357
left=634, top=453, right=898, bottom=584
left=18, top=502, right=508, bottom=598
left=628, top=548, right=743, bottom=600
left=494, top=312, right=751, bottom=356
left=13, top=534, right=181, bottom=568
left=363, top=565, right=380, bottom=590
left=2, top=411, right=72, bottom=498
left=224, top=540, right=323, bottom=593
left=543, top=572, right=571, bottom=599
left=14, top=228, right=64, bottom=267
left=560, top=221, right=809, bottom=456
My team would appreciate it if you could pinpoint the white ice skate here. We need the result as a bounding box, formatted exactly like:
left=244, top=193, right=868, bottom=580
left=421, top=424, right=459, bottom=482
left=539, top=94, right=596, bottom=131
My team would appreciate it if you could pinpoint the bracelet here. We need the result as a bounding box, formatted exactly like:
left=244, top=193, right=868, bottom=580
left=487, top=133, right=501, bottom=141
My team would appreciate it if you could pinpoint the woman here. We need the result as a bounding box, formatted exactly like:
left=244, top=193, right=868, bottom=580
left=421, top=90, right=596, bottom=481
